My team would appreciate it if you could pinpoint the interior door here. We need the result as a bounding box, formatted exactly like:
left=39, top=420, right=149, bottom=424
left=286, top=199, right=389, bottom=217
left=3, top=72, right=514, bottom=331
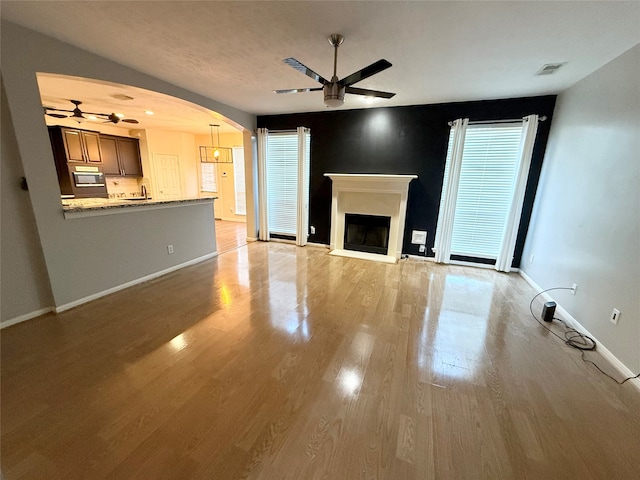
left=153, top=154, right=182, bottom=199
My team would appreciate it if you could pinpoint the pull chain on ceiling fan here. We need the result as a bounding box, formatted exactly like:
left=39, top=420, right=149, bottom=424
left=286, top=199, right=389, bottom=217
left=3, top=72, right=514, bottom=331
left=275, top=33, right=395, bottom=107
left=43, top=100, right=139, bottom=125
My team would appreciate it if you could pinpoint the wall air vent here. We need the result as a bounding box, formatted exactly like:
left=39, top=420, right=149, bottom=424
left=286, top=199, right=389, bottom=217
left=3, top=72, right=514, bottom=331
left=536, top=62, right=567, bottom=75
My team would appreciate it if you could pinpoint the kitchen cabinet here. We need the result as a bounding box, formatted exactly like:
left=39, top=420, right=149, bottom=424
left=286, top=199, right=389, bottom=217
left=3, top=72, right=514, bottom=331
left=49, top=126, right=110, bottom=198
left=100, top=135, right=143, bottom=177
left=49, top=127, right=103, bottom=163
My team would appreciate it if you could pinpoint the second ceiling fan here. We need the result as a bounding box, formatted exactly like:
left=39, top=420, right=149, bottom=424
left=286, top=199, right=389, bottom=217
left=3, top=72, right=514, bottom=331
left=44, top=99, right=139, bottom=124
left=275, top=34, right=395, bottom=107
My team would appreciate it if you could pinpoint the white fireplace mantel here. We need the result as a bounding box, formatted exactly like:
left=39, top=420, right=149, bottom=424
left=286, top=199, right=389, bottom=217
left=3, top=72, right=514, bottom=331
left=324, top=173, right=417, bottom=264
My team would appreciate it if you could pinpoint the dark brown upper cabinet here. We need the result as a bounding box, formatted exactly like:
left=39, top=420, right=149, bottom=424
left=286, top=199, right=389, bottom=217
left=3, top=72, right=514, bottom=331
left=100, top=135, right=142, bottom=177
left=52, top=127, right=103, bottom=163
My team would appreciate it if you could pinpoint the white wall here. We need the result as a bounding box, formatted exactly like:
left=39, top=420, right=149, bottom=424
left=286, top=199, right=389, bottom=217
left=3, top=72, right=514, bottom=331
left=522, top=44, right=640, bottom=372
left=1, top=83, right=54, bottom=322
left=145, top=129, right=199, bottom=198
left=1, top=20, right=255, bottom=311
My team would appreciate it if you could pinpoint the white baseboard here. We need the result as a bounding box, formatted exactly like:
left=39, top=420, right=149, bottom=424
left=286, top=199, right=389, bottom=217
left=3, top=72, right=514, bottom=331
left=407, top=254, right=435, bottom=262
left=519, top=270, right=640, bottom=393
left=1, top=307, right=54, bottom=330
left=55, top=251, right=218, bottom=313
left=269, top=238, right=296, bottom=246
left=447, top=259, right=520, bottom=272
left=306, top=242, right=329, bottom=249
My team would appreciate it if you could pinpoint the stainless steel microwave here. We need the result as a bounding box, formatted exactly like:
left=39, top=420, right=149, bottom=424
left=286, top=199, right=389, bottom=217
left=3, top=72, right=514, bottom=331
left=72, top=166, right=105, bottom=187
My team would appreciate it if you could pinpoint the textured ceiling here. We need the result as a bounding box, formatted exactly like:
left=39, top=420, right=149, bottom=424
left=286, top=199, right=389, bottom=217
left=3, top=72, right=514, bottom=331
left=37, top=74, right=241, bottom=135
left=3, top=1, right=640, bottom=119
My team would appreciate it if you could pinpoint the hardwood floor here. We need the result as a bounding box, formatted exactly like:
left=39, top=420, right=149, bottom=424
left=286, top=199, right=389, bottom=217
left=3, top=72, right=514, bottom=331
left=2, top=242, right=639, bottom=479
left=215, top=220, right=247, bottom=254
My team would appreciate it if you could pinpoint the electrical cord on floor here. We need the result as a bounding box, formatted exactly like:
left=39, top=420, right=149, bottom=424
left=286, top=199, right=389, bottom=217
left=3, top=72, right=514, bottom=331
left=529, top=287, right=640, bottom=385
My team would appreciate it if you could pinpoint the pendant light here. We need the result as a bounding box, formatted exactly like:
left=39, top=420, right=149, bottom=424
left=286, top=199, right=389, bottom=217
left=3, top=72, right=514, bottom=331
left=199, top=124, right=233, bottom=163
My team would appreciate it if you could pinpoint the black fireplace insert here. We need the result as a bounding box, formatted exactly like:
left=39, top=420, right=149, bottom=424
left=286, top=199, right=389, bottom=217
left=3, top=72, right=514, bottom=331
left=344, top=214, right=391, bottom=255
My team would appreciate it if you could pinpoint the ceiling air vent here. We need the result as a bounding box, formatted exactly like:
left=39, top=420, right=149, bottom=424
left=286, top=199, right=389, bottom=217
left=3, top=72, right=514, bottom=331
left=536, top=62, right=567, bottom=76
left=111, top=93, right=135, bottom=101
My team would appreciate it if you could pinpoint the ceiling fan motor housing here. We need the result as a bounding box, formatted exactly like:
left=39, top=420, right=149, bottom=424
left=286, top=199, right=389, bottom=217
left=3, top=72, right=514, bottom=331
left=324, top=82, right=345, bottom=108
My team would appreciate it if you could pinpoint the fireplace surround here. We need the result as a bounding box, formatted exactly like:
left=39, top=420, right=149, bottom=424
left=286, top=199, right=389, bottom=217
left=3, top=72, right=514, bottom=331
left=324, top=173, right=417, bottom=263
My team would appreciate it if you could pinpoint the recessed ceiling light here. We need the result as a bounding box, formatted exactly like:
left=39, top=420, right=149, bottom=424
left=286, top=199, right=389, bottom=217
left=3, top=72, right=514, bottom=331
left=144, top=110, right=154, bottom=115
left=115, top=113, right=125, bottom=118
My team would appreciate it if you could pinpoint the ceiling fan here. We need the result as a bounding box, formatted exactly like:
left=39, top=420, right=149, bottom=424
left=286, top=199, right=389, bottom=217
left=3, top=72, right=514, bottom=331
left=43, top=99, right=139, bottom=124
left=275, top=34, right=395, bottom=108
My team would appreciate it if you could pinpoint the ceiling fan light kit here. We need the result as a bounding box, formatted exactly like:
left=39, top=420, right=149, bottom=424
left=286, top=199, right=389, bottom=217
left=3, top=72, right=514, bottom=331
left=199, top=124, right=233, bottom=164
left=275, top=33, right=395, bottom=108
left=43, top=100, right=139, bottom=125
left=323, top=83, right=346, bottom=108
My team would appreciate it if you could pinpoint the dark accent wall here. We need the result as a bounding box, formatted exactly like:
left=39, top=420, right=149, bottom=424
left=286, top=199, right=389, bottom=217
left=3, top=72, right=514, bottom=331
left=258, top=95, right=556, bottom=267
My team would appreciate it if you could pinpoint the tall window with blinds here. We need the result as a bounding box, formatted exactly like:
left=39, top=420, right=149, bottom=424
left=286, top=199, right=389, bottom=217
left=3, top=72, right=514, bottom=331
left=265, top=131, right=310, bottom=237
left=441, top=123, right=524, bottom=259
left=232, top=147, right=246, bottom=215
left=201, top=163, right=218, bottom=193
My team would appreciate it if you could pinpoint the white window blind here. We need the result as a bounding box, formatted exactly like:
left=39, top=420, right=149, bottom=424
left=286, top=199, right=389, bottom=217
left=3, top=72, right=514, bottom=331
left=266, top=131, right=310, bottom=236
left=232, top=147, right=246, bottom=215
left=441, top=123, right=523, bottom=259
left=201, top=162, right=218, bottom=193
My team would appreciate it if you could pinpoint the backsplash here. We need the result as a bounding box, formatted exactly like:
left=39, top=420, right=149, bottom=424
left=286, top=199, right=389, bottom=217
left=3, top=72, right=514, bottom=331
left=106, top=177, right=143, bottom=199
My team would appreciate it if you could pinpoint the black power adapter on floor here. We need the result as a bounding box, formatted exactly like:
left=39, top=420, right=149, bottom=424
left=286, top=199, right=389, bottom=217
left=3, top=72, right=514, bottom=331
left=542, top=301, right=556, bottom=322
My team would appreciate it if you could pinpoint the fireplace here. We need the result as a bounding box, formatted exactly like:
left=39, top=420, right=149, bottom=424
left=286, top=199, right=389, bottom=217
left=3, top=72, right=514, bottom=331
left=344, top=214, right=391, bottom=255
left=325, top=173, right=417, bottom=263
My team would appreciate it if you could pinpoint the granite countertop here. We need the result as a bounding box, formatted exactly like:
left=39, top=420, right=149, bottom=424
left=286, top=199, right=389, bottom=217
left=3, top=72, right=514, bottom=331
left=61, top=197, right=217, bottom=217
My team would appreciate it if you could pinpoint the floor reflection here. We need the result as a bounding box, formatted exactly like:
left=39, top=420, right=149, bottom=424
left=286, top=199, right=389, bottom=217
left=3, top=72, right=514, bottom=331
left=169, top=333, right=188, bottom=352
left=335, top=330, right=374, bottom=397
left=264, top=248, right=312, bottom=342
left=419, top=274, right=493, bottom=382
left=337, top=367, right=362, bottom=396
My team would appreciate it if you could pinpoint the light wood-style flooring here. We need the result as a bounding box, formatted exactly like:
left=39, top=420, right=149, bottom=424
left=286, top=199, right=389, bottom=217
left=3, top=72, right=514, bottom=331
left=216, top=220, right=247, bottom=254
left=2, top=242, right=639, bottom=479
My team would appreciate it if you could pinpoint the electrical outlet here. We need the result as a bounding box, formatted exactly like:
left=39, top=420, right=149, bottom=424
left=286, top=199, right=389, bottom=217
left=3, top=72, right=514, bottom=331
left=411, top=230, right=427, bottom=245
left=571, top=283, right=577, bottom=295
left=419, top=245, right=425, bottom=253
left=167, top=244, right=174, bottom=254
left=610, top=308, right=621, bottom=325
left=529, top=254, right=535, bottom=263
left=310, top=226, right=316, bottom=235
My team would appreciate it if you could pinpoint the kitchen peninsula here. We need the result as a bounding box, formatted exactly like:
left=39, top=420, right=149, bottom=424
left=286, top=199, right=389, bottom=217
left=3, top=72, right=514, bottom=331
left=62, top=196, right=217, bottom=219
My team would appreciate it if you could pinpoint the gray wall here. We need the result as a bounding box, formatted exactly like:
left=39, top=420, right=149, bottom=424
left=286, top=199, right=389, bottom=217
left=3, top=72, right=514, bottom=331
left=522, top=44, right=640, bottom=372
left=1, top=82, right=54, bottom=321
left=1, top=20, right=255, bottom=313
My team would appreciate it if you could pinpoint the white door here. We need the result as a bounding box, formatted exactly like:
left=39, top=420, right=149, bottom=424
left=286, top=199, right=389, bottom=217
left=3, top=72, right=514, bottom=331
left=153, top=154, right=182, bottom=199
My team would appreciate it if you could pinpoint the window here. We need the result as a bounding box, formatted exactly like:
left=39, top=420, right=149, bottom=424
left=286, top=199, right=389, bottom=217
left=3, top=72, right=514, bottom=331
left=232, top=147, right=246, bottom=215
left=201, top=162, right=218, bottom=193
left=265, top=131, right=310, bottom=236
left=441, top=123, right=523, bottom=259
